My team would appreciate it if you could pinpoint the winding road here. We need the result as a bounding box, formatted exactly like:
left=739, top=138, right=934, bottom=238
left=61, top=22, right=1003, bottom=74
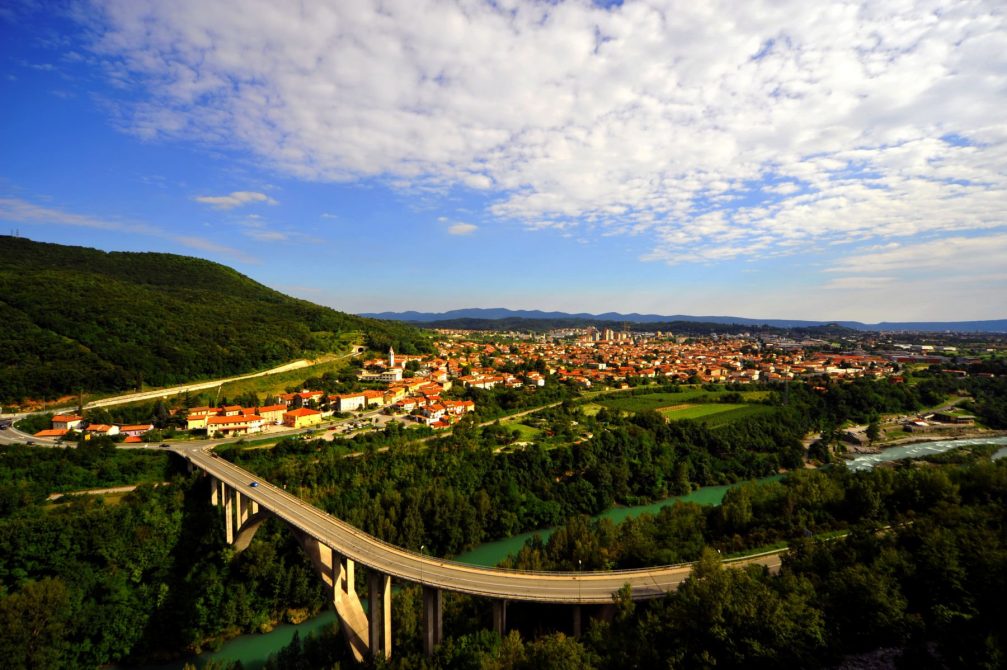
left=175, top=443, right=784, bottom=604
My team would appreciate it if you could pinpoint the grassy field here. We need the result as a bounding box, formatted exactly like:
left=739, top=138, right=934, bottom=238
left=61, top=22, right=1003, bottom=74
left=505, top=422, right=542, bottom=442
left=661, top=403, right=775, bottom=425
left=209, top=355, right=352, bottom=402
left=97, top=356, right=359, bottom=415
left=589, top=390, right=769, bottom=414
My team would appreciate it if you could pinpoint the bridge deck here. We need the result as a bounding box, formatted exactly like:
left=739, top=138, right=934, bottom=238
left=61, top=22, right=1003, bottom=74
left=179, top=447, right=783, bottom=604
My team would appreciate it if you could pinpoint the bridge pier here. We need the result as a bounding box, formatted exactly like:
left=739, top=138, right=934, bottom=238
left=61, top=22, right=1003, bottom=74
left=492, top=599, right=508, bottom=637
left=296, top=534, right=372, bottom=662
left=224, top=484, right=234, bottom=545
left=572, top=605, right=582, bottom=639
left=210, top=477, right=219, bottom=506
left=368, top=572, right=392, bottom=660
left=422, top=586, right=443, bottom=656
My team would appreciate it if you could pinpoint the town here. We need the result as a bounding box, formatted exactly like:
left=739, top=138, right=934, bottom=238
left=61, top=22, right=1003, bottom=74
left=29, top=327, right=1001, bottom=443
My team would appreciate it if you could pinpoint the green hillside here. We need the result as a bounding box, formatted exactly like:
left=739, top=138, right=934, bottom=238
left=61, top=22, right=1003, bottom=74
left=0, top=237, right=428, bottom=403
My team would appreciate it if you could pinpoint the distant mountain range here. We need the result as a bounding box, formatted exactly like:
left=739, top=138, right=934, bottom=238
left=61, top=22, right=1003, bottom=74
left=360, top=308, right=1007, bottom=333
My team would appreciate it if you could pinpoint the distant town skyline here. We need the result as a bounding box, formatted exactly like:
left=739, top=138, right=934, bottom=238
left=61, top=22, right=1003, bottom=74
left=2, top=1, right=1005, bottom=321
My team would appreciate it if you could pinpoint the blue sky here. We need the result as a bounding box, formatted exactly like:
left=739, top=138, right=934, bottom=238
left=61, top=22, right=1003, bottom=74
left=2, top=0, right=1005, bottom=321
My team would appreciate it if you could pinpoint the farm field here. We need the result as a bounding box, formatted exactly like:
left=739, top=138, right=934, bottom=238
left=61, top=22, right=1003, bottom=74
left=586, top=389, right=770, bottom=414
left=660, top=403, right=775, bottom=425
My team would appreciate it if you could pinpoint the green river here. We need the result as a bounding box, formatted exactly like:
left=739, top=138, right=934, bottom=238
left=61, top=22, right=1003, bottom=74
left=139, top=434, right=1007, bottom=669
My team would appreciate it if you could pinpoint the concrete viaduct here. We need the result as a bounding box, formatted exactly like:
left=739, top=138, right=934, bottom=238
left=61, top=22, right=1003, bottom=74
left=175, top=445, right=784, bottom=662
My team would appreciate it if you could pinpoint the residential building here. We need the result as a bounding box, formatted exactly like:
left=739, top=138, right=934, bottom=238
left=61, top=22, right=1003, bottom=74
left=283, top=407, right=322, bottom=429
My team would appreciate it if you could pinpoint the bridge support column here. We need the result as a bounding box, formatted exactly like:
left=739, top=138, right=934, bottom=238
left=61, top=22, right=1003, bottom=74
left=343, top=557, right=355, bottom=592
left=233, top=490, right=244, bottom=527
left=492, top=599, right=507, bottom=637
left=237, top=491, right=250, bottom=527
left=422, top=586, right=443, bottom=657
left=210, top=477, right=219, bottom=506
left=368, top=572, right=392, bottom=660
left=251, top=500, right=259, bottom=515
left=223, top=484, right=234, bottom=545
left=295, top=534, right=371, bottom=662
left=572, top=605, right=582, bottom=639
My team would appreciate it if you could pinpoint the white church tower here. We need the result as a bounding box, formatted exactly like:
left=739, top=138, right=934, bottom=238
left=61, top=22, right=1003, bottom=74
left=389, top=346, right=395, bottom=368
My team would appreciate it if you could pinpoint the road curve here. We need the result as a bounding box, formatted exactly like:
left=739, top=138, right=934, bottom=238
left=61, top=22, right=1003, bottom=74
left=174, top=445, right=784, bottom=605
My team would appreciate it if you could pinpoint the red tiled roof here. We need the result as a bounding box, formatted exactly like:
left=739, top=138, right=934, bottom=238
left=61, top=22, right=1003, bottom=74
left=283, top=408, right=320, bottom=417
left=34, top=428, right=68, bottom=437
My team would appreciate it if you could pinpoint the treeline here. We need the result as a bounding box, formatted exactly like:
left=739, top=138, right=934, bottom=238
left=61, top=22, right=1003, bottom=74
left=0, top=441, right=172, bottom=516
left=445, top=377, right=578, bottom=421
left=786, top=371, right=1007, bottom=429
left=503, top=448, right=1002, bottom=571
left=0, top=476, right=327, bottom=669
left=0, top=236, right=429, bottom=404
left=224, top=401, right=809, bottom=557
left=264, top=457, right=1007, bottom=669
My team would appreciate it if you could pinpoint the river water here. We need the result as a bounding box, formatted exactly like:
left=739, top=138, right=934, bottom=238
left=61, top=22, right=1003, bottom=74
left=844, top=434, right=1007, bottom=471
left=139, top=435, right=1007, bottom=669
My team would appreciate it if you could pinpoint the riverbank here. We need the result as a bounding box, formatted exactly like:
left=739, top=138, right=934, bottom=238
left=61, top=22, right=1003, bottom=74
left=844, top=434, right=1007, bottom=472
left=839, top=428, right=1007, bottom=457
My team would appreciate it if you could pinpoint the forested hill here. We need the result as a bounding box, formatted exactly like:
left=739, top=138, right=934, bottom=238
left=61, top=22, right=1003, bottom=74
left=0, top=237, right=428, bottom=403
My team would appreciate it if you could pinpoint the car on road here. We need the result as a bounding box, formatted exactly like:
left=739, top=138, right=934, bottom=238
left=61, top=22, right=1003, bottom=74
left=249, top=481, right=259, bottom=488
left=160, top=443, right=170, bottom=448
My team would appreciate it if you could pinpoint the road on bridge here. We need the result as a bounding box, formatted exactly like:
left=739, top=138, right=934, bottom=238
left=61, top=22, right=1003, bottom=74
left=176, top=444, right=784, bottom=604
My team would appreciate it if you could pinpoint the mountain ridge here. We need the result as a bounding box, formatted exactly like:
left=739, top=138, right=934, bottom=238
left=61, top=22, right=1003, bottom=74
left=0, top=236, right=428, bottom=403
left=360, top=307, right=1007, bottom=333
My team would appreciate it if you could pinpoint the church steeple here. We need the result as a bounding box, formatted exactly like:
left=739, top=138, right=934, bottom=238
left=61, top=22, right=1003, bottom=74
left=389, top=346, right=395, bottom=368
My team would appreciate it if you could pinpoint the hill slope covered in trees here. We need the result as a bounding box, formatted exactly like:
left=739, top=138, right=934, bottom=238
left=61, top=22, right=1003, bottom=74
left=0, top=237, right=428, bottom=403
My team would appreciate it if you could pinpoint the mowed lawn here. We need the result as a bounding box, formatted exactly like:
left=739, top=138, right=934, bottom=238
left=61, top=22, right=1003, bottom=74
left=661, top=403, right=775, bottom=425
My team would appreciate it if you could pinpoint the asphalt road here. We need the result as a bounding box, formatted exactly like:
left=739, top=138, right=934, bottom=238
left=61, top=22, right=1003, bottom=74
left=176, top=444, right=784, bottom=604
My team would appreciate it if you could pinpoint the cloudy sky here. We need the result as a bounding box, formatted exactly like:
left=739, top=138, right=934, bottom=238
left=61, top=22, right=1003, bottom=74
left=2, top=0, right=1005, bottom=321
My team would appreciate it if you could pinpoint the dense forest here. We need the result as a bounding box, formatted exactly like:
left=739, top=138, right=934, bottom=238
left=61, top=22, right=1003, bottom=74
left=1, top=372, right=1006, bottom=668
left=0, top=460, right=328, bottom=669
left=252, top=454, right=1007, bottom=669
left=218, top=397, right=809, bottom=557
left=0, top=237, right=429, bottom=404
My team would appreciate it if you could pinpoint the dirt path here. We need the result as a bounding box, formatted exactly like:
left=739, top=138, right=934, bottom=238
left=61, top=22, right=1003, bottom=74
left=46, top=482, right=169, bottom=501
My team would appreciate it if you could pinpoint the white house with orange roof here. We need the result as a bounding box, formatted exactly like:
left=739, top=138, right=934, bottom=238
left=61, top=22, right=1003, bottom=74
left=257, top=404, right=288, bottom=424
left=52, top=414, right=84, bottom=431
left=119, top=423, right=154, bottom=438
left=206, top=414, right=265, bottom=436
left=334, top=392, right=366, bottom=413
left=86, top=424, right=120, bottom=437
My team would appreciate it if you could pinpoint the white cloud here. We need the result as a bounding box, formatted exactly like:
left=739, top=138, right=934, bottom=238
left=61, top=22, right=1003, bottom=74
left=244, top=229, right=288, bottom=241
left=194, top=190, right=277, bottom=209
left=822, top=276, right=894, bottom=290
left=447, top=222, right=477, bottom=235
left=829, top=234, right=1007, bottom=275
left=84, top=0, right=1007, bottom=270
left=0, top=196, right=256, bottom=262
